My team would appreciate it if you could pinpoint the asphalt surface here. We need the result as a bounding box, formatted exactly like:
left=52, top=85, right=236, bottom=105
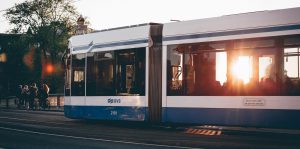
left=0, top=109, right=300, bottom=149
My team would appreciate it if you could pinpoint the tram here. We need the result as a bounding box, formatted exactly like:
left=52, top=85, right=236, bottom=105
left=64, top=7, right=300, bottom=127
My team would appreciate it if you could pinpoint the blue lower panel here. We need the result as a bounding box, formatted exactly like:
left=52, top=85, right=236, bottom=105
left=64, top=105, right=148, bottom=121
left=162, top=107, right=300, bottom=127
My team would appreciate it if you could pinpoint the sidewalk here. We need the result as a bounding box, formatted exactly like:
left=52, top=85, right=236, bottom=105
left=0, top=96, right=64, bottom=112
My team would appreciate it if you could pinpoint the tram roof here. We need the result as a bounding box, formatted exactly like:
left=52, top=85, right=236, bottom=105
left=69, top=23, right=160, bottom=54
left=163, top=7, right=300, bottom=44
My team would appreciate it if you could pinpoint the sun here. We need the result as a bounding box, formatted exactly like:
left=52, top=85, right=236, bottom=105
left=232, top=56, right=253, bottom=84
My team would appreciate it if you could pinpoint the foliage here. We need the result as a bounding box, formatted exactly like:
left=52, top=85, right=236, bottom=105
left=4, top=0, right=80, bottom=93
left=5, top=0, right=78, bottom=33
left=5, top=0, right=78, bottom=61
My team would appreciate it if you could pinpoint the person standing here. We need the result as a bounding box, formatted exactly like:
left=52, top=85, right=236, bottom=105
left=23, top=85, right=30, bottom=110
left=38, top=83, right=50, bottom=110
left=16, top=85, right=23, bottom=108
left=29, top=83, right=38, bottom=110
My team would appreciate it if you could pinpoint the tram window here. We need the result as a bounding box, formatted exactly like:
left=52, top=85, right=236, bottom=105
left=284, top=48, right=300, bottom=78
left=259, top=55, right=276, bottom=82
left=167, top=45, right=183, bottom=95
left=283, top=36, right=300, bottom=96
left=85, top=48, right=145, bottom=96
left=283, top=47, right=300, bottom=95
left=71, top=54, right=86, bottom=96
left=86, top=52, right=115, bottom=96
left=167, top=38, right=300, bottom=96
left=115, top=48, right=145, bottom=96
left=167, top=39, right=282, bottom=96
left=167, top=43, right=227, bottom=96
left=229, top=46, right=278, bottom=96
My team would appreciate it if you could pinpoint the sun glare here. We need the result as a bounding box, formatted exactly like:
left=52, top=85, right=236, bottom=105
left=232, top=56, right=253, bottom=84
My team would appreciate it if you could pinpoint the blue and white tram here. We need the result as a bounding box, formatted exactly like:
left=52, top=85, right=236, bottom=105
left=65, top=7, right=300, bottom=127
left=162, top=7, right=300, bottom=127
left=64, top=23, right=163, bottom=121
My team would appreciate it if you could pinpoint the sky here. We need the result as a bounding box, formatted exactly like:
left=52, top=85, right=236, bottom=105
left=1, top=0, right=300, bottom=33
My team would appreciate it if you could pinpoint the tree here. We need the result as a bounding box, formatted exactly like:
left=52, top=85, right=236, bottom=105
left=5, top=0, right=78, bottom=62
left=4, top=0, right=80, bottom=93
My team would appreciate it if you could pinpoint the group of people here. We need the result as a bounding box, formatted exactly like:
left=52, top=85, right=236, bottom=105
left=16, top=83, right=50, bottom=110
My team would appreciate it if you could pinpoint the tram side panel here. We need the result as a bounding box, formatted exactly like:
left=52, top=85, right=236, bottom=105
left=65, top=48, right=148, bottom=121
left=64, top=24, right=163, bottom=121
left=162, top=7, right=300, bottom=127
left=162, top=36, right=300, bottom=127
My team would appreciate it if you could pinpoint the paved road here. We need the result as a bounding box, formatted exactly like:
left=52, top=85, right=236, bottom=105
left=0, top=109, right=299, bottom=149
